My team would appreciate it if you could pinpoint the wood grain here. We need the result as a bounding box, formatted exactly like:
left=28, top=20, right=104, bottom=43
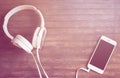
left=0, top=0, right=120, bottom=78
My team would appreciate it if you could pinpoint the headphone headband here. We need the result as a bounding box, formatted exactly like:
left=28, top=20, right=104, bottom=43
left=3, top=5, right=45, bottom=39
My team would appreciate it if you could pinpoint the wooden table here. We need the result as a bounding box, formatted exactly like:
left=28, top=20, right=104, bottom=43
left=0, top=0, right=120, bottom=78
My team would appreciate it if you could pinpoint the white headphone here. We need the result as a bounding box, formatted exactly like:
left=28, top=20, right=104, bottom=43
left=3, top=5, right=49, bottom=78
left=3, top=5, right=46, bottom=53
left=2, top=5, right=92, bottom=78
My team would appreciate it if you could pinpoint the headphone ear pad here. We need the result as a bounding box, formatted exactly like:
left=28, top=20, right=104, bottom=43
left=32, top=27, right=41, bottom=48
left=12, top=35, right=33, bottom=53
left=36, top=27, right=46, bottom=49
left=32, top=27, right=46, bottom=49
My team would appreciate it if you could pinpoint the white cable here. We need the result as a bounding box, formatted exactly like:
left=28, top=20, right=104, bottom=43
left=76, top=67, right=90, bottom=78
left=37, top=48, right=49, bottom=78
left=31, top=52, right=43, bottom=78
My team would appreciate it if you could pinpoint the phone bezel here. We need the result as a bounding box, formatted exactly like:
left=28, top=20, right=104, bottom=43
left=87, top=35, right=117, bottom=74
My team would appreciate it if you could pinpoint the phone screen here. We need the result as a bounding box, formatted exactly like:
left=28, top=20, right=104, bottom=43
left=89, top=40, right=115, bottom=70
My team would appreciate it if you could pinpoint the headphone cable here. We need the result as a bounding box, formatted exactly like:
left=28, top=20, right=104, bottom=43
left=36, top=48, right=49, bottom=78
left=76, top=68, right=90, bottom=78
left=32, top=49, right=90, bottom=78
left=31, top=52, right=43, bottom=78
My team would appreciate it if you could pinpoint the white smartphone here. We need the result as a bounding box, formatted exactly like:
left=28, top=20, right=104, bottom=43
left=87, top=35, right=117, bottom=74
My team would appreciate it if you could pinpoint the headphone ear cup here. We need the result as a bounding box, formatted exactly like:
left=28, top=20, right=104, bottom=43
left=12, top=35, right=33, bottom=53
left=36, top=27, right=46, bottom=49
left=32, top=27, right=46, bottom=49
left=32, top=27, right=41, bottom=48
